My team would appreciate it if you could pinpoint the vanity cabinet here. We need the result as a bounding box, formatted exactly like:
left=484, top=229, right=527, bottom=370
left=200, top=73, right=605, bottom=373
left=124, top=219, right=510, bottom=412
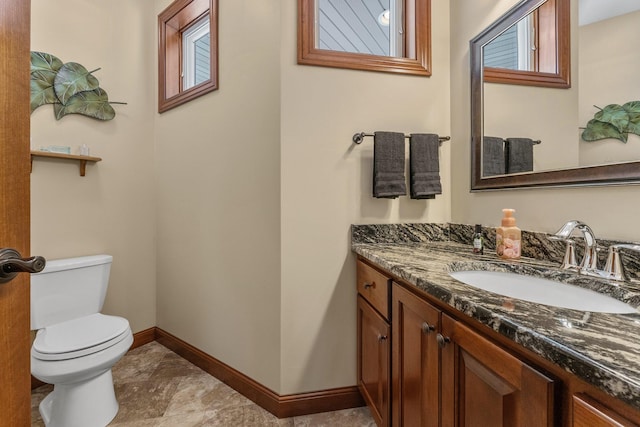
left=391, top=284, right=440, bottom=427
left=440, top=313, right=555, bottom=427
left=357, top=261, right=391, bottom=427
left=357, top=257, right=640, bottom=427
left=390, top=282, right=554, bottom=427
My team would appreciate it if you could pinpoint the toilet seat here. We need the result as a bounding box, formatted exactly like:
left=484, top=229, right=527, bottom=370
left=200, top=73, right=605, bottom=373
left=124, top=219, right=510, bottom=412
left=32, top=313, right=131, bottom=361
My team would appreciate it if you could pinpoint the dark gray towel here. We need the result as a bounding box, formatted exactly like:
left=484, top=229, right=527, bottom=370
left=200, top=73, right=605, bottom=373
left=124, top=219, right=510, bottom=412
left=373, top=131, right=406, bottom=198
left=409, top=133, right=441, bottom=199
left=505, top=137, right=534, bottom=173
left=482, top=136, right=505, bottom=176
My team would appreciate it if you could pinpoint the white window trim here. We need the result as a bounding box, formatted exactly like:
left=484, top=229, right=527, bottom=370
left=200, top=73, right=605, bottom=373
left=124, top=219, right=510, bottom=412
left=389, top=0, right=403, bottom=57
left=183, top=16, right=210, bottom=90
left=516, top=15, right=533, bottom=71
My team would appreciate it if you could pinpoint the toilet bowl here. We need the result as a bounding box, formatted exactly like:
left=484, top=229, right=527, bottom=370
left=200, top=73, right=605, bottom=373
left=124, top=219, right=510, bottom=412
left=31, top=255, right=133, bottom=427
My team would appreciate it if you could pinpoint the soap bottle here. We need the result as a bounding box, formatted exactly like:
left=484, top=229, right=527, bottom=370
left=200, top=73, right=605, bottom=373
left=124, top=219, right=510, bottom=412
left=496, top=209, right=521, bottom=259
left=472, top=224, right=484, bottom=254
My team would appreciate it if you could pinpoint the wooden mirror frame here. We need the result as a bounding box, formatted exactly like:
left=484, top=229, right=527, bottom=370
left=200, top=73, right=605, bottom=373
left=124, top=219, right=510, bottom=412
left=297, top=0, right=432, bottom=76
left=470, top=0, right=640, bottom=190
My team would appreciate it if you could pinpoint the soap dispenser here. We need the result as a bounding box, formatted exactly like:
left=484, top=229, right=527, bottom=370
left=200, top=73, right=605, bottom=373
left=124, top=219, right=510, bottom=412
left=496, top=208, right=521, bottom=259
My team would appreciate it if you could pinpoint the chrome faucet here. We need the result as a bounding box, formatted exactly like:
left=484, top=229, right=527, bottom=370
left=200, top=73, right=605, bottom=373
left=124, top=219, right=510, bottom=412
left=549, top=220, right=598, bottom=272
left=550, top=221, right=640, bottom=282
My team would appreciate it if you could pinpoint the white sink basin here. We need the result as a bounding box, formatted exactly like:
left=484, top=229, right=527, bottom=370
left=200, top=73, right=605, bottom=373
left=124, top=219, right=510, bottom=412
left=449, top=270, right=638, bottom=314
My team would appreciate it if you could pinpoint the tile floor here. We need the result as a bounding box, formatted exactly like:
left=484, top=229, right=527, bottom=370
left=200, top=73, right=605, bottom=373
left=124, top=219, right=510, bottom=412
left=31, top=341, right=375, bottom=426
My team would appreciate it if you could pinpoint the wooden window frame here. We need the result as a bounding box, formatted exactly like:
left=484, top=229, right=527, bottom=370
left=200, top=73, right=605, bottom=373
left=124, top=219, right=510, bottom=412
left=297, top=0, right=432, bottom=77
left=484, top=0, right=570, bottom=88
left=158, top=0, right=218, bottom=113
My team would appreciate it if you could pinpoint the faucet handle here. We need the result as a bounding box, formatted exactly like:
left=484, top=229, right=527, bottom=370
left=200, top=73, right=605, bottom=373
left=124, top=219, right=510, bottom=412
left=559, top=239, right=578, bottom=270
left=604, top=244, right=640, bottom=282
left=548, top=234, right=579, bottom=270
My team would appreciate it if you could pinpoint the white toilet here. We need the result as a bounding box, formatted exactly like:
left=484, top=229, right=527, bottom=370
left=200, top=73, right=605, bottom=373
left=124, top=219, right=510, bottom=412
left=30, top=254, right=133, bottom=427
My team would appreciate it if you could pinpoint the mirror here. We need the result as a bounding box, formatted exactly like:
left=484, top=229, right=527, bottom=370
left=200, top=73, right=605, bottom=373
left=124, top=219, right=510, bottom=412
left=471, top=0, right=640, bottom=190
left=297, top=0, right=431, bottom=76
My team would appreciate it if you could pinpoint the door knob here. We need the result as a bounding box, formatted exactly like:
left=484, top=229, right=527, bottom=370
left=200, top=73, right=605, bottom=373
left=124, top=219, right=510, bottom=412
left=0, top=248, right=46, bottom=284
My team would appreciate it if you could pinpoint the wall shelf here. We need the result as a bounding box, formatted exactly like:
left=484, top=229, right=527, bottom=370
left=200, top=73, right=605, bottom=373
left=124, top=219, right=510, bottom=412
left=30, top=151, right=102, bottom=177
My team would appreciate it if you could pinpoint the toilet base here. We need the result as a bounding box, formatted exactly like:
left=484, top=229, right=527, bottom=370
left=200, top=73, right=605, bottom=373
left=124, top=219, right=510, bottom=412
left=39, top=369, right=119, bottom=427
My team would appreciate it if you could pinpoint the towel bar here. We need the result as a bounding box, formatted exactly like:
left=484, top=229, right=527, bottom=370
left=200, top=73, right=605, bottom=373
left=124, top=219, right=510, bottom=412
left=353, top=132, right=451, bottom=145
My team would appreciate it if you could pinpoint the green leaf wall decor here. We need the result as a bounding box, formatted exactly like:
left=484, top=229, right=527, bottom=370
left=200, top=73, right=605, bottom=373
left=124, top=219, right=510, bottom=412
left=29, top=51, right=125, bottom=121
left=54, top=88, right=116, bottom=121
left=53, top=62, right=100, bottom=105
left=582, top=101, right=640, bottom=143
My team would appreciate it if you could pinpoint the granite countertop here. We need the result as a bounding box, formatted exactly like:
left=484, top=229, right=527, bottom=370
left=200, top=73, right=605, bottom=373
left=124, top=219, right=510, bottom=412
left=352, top=226, right=640, bottom=411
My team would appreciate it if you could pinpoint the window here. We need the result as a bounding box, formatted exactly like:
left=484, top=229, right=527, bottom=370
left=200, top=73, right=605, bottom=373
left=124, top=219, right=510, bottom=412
left=182, top=16, right=211, bottom=90
left=158, top=0, right=218, bottom=113
left=298, top=0, right=432, bottom=76
left=315, top=0, right=404, bottom=57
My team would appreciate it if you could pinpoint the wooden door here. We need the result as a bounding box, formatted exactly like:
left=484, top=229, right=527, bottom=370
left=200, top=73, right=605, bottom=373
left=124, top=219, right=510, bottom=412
left=358, top=295, right=391, bottom=427
left=0, top=0, right=32, bottom=426
left=440, top=314, right=554, bottom=427
left=392, top=284, right=440, bottom=427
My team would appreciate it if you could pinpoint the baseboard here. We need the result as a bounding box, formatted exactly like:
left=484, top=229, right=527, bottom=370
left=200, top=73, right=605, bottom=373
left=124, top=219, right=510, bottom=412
left=155, top=327, right=365, bottom=418
left=131, top=327, right=156, bottom=349
left=30, top=326, right=365, bottom=418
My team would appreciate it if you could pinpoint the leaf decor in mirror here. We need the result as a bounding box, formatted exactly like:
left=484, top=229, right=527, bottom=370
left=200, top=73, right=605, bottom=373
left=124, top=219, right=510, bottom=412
left=30, top=51, right=125, bottom=121
left=297, top=0, right=432, bottom=76
left=582, top=101, right=640, bottom=143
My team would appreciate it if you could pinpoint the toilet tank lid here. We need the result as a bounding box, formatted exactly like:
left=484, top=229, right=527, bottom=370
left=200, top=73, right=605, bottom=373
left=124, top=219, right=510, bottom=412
left=35, top=254, right=113, bottom=275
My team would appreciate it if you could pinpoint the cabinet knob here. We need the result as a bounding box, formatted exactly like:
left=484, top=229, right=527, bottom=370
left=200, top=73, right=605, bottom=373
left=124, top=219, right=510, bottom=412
left=377, top=334, right=388, bottom=342
left=421, top=322, right=435, bottom=334
left=363, top=282, right=375, bottom=289
left=436, top=333, right=451, bottom=348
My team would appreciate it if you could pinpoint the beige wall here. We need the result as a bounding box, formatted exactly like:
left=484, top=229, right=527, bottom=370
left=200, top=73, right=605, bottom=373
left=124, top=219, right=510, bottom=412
left=279, top=1, right=451, bottom=394
left=154, top=0, right=450, bottom=395
left=30, top=0, right=157, bottom=333
left=153, top=0, right=283, bottom=391
left=578, top=10, right=640, bottom=166
left=451, top=0, right=640, bottom=243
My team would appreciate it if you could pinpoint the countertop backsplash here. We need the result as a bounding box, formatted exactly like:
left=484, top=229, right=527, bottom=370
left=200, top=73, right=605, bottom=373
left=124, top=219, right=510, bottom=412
left=352, top=223, right=640, bottom=281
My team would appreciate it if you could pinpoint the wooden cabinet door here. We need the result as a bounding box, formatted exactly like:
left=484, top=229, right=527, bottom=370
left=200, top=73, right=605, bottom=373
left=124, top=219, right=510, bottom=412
left=358, top=295, right=391, bottom=427
left=573, top=394, right=638, bottom=427
left=440, top=314, right=554, bottom=427
left=392, top=284, right=440, bottom=427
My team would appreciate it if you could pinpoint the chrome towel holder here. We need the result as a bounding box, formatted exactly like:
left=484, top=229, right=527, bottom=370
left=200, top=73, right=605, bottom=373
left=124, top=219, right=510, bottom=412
left=352, top=132, right=451, bottom=146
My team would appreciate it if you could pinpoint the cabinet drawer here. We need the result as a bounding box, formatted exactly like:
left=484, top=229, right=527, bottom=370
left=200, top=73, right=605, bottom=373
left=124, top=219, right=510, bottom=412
left=357, top=260, right=390, bottom=320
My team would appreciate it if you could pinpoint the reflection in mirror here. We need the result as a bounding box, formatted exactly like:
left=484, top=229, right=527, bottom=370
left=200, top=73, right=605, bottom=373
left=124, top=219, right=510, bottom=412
left=298, top=0, right=431, bottom=76
left=471, top=0, right=640, bottom=190
left=484, top=14, right=535, bottom=72
left=483, top=0, right=570, bottom=88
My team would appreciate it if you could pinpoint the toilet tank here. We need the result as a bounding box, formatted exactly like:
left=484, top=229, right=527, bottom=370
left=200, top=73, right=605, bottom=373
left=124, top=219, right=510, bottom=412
left=31, top=255, right=113, bottom=330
